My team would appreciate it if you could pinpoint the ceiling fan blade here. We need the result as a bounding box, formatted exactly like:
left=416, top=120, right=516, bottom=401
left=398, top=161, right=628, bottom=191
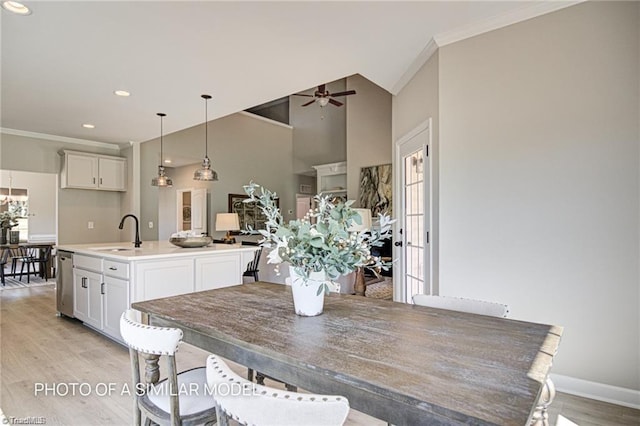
left=328, top=98, right=343, bottom=107
left=330, top=90, right=356, bottom=97
left=293, top=93, right=314, bottom=97
left=317, top=84, right=326, bottom=93
left=301, top=100, right=316, bottom=107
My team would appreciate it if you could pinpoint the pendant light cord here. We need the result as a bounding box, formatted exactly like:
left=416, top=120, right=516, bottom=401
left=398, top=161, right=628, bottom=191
left=160, top=115, right=164, bottom=164
left=202, top=94, right=212, bottom=158
left=157, top=112, right=166, bottom=166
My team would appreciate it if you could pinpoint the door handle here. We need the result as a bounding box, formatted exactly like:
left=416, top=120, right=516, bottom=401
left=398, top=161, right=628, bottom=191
left=394, top=241, right=403, bottom=247
left=81, top=277, right=87, bottom=288
left=101, top=283, right=105, bottom=295
left=109, top=266, right=117, bottom=270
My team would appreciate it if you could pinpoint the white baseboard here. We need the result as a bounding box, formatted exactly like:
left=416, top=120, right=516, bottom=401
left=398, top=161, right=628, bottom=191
left=551, top=374, right=640, bottom=410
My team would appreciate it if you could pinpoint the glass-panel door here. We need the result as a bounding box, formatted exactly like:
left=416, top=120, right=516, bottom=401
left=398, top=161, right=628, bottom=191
left=394, top=121, right=431, bottom=303
left=403, top=148, right=426, bottom=303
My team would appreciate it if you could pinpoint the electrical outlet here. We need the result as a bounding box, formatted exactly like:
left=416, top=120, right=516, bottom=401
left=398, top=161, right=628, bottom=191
left=88, top=221, right=94, bottom=229
left=148, top=221, right=154, bottom=229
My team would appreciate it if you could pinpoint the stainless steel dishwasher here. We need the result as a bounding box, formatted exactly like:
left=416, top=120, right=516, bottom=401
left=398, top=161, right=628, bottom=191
left=56, top=250, right=74, bottom=317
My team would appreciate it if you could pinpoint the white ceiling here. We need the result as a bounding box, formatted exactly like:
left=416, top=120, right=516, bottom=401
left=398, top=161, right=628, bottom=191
left=1, top=1, right=577, bottom=147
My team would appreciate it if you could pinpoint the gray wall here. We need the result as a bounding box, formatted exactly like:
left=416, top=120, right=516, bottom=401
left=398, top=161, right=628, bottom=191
left=141, top=112, right=295, bottom=241
left=290, top=79, right=347, bottom=174
left=0, top=133, right=125, bottom=244
left=394, top=1, right=639, bottom=390
left=393, top=51, right=440, bottom=295
left=346, top=74, right=392, bottom=204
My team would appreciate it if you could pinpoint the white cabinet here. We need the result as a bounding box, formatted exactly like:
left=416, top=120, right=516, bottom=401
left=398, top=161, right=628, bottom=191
left=98, top=157, right=126, bottom=191
left=195, top=254, right=242, bottom=291
left=134, top=258, right=194, bottom=301
left=73, top=255, right=129, bottom=341
left=61, top=150, right=126, bottom=191
left=73, top=267, right=103, bottom=330
left=73, top=268, right=89, bottom=322
left=103, top=276, right=129, bottom=340
left=65, top=153, right=99, bottom=188
left=313, top=161, right=347, bottom=199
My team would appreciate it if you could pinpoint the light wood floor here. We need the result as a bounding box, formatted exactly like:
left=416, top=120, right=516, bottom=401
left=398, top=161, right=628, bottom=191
left=1, top=285, right=639, bottom=425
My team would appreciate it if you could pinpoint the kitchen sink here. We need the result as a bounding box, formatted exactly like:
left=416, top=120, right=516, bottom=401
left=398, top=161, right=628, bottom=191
left=90, top=247, right=135, bottom=252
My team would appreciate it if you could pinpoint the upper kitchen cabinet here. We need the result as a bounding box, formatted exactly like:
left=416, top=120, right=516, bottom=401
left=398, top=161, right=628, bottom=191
left=60, top=150, right=126, bottom=191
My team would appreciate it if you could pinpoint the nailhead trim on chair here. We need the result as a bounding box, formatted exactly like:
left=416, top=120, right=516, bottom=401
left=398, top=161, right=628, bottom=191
left=120, top=312, right=183, bottom=355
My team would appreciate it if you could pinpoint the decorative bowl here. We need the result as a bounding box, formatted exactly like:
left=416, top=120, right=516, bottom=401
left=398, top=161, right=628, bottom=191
left=169, top=235, right=213, bottom=248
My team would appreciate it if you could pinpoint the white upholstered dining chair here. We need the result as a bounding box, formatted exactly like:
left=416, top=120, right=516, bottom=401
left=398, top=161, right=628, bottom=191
left=206, top=354, right=350, bottom=426
left=412, top=294, right=556, bottom=426
left=119, top=309, right=218, bottom=426
left=412, top=294, right=509, bottom=318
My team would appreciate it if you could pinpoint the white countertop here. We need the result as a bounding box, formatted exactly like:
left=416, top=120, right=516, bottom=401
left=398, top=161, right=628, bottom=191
left=57, top=240, right=258, bottom=261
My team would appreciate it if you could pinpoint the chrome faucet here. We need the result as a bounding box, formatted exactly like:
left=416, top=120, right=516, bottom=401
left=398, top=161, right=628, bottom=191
left=119, top=214, right=141, bottom=248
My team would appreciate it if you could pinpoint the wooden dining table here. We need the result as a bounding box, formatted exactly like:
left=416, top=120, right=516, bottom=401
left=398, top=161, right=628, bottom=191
left=132, top=282, right=562, bottom=426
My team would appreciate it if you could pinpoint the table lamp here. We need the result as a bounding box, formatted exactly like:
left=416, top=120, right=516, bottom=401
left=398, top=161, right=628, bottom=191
left=349, top=208, right=373, bottom=296
left=215, top=213, right=240, bottom=244
left=348, top=208, right=373, bottom=232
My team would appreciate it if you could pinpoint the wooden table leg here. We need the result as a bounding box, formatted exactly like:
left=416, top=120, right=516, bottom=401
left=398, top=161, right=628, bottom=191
left=530, top=377, right=556, bottom=426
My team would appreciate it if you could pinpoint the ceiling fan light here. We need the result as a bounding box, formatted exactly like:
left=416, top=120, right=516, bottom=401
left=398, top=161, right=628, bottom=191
left=318, top=97, right=330, bottom=107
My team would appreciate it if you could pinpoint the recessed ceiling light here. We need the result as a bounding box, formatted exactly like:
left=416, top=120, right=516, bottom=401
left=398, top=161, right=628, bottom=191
left=2, top=1, right=31, bottom=15
left=82, top=123, right=95, bottom=129
left=114, top=90, right=130, bottom=97
left=164, top=159, right=172, bottom=164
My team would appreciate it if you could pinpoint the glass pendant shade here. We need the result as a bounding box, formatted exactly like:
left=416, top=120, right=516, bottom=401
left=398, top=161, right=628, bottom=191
left=194, top=94, right=219, bottom=181
left=151, top=112, right=173, bottom=187
left=152, top=165, right=173, bottom=187
left=194, top=156, right=218, bottom=181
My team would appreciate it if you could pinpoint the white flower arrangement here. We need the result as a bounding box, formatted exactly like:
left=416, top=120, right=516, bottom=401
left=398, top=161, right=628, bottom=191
left=243, top=182, right=394, bottom=293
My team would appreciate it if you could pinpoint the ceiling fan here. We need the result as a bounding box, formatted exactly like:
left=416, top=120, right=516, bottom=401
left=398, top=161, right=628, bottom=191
left=293, top=84, right=356, bottom=107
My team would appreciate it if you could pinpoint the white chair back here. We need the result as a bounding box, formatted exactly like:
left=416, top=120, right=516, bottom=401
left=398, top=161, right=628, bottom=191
left=412, top=294, right=509, bottom=318
left=120, top=309, right=183, bottom=355
left=119, top=309, right=217, bottom=426
left=206, top=354, right=350, bottom=426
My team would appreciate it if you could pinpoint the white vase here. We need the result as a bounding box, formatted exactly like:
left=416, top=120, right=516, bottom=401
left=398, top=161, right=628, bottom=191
left=289, top=265, right=327, bottom=316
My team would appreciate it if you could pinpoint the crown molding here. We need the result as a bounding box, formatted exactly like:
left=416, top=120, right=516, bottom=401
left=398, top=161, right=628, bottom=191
left=433, top=1, right=585, bottom=47
left=391, top=37, right=438, bottom=95
left=0, top=128, right=121, bottom=150
left=391, top=1, right=585, bottom=94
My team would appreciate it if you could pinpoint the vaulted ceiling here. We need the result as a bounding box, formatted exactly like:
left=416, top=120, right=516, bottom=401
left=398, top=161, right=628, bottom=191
left=0, top=1, right=578, bottom=147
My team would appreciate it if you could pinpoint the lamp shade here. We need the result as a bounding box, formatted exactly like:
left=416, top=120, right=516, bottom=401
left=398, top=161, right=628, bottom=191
left=215, top=213, right=240, bottom=232
left=349, top=208, right=372, bottom=232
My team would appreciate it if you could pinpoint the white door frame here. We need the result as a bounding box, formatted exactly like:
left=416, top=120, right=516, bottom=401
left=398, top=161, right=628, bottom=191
left=393, top=118, right=435, bottom=302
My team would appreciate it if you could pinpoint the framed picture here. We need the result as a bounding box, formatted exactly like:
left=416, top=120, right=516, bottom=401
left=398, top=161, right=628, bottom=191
left=228, top=193, right=279, bottom=233
left=359, top=164, right=392, bottom=216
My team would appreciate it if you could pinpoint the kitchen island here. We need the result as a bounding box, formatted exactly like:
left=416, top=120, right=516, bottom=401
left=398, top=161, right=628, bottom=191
left=56, top=240, right=257, bottom=342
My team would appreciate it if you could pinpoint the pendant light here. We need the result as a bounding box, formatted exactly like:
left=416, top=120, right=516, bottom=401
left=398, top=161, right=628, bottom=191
left=151, top=112, right=173, bottom=187
left=194, top=94, right=219, bottom=181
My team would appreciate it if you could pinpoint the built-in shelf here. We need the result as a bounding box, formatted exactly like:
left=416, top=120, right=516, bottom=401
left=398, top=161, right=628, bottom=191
left=312, top=161, right=347, bottom=198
